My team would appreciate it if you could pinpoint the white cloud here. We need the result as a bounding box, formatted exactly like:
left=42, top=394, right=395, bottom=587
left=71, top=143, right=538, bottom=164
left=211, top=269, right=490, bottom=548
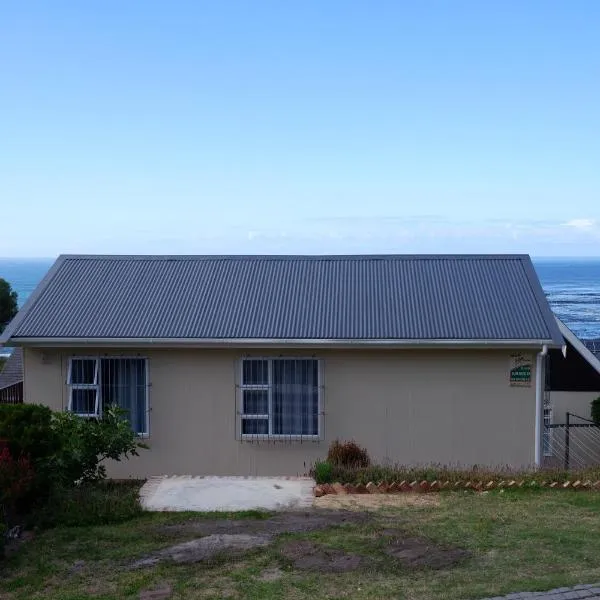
left=562, top=218, right=597, bottom=231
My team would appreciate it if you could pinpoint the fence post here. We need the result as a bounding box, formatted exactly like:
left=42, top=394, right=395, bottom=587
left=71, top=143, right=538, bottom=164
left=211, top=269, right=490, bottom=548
left=564, top=412, right=570, bottom=470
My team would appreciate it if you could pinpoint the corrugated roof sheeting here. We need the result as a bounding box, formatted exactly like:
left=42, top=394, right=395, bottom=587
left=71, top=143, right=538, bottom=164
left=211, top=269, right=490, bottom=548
left=0, top=348, right=23, bottom=389
left=7, top=255, right=558, bottom=341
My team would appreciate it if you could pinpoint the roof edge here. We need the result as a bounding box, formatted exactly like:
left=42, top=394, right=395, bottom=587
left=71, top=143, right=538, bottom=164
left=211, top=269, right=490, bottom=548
left=555, top=317, right=600, bottom=377
left=520, top=256, right=565, bottom=345
left=0, top=256, right=67, bottom=345
left=7, top=337, right=559, bottom=349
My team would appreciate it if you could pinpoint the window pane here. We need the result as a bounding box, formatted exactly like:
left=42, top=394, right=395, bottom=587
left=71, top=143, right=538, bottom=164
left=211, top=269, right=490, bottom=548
left=71, top=388, right=97, bottom=415
left=70, top=359, right=96, bottom=384
left=242, top=359, right=269, bottom=385
left=241, top=418, right=269, bottom=435
left=243, top=390, right=268, bottom=415
left=272, top=359, right=319, bottom=435
left=100, top=358, right=147, bottom=434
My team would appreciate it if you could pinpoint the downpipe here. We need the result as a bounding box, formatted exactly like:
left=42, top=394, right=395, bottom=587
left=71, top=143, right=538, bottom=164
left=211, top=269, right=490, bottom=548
left=534, top=344, right=549, bottom=467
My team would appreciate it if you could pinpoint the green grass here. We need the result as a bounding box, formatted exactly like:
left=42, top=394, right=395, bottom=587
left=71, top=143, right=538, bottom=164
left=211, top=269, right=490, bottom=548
left=3, top=490, right=600, bottom=599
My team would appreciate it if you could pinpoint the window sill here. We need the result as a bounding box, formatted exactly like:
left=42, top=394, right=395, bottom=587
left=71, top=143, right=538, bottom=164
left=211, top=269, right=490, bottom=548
left=240, top=435, right=321, bottom=442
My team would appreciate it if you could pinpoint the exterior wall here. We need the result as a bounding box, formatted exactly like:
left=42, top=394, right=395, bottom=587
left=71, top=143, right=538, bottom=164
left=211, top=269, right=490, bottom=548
left=551, top=391, right=600, bottom=423
left=23, top=347, right=539, bottom=477
left=545, top=391, right=600, bottom=468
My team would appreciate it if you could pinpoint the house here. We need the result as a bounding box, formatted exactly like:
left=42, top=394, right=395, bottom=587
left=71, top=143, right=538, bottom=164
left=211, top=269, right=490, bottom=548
left=0, top=347, right=24, bottom=404
left=0, top=254, right=566, bottom=477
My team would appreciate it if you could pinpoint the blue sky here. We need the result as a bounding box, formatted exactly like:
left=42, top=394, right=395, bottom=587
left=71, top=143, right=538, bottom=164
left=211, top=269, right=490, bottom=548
left=1, top=1, right=599, bottom=257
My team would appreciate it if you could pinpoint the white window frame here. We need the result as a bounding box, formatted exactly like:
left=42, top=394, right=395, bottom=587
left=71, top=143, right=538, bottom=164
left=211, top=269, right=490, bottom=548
left=67, top=356, right=150, bottom=437
left=67, top=357, right=100, bottom=418
left=238, top=357, right=323, bottom=441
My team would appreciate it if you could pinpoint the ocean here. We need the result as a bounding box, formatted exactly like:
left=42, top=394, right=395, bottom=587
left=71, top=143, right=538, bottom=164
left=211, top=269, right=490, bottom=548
left=1, top=257, right=599, bottom=340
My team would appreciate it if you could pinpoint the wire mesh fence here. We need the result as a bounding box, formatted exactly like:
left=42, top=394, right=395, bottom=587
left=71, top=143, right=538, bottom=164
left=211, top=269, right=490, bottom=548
left=545, top=412, right=600, bottom=469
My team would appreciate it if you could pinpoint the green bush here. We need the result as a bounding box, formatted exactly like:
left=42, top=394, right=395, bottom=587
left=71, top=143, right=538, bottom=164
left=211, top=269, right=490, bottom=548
left=327, top=439, right=370, bottom=468
left=591, top=397, right=600, bottom=425
left=0, top=404, right=147, bottom=532
left=0, top=404, right=59, bottom=465
left=30, top=480, right=144, bottom=528
left=48, top=406, right=147, bottom=484
left=313, top=460, right=333, bottom=484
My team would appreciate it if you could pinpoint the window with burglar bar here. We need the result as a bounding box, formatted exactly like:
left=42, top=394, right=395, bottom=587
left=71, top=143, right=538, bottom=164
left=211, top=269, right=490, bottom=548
left=67, top=357, right=149, bottom=436
left=239, top=358, right=321, bottom=439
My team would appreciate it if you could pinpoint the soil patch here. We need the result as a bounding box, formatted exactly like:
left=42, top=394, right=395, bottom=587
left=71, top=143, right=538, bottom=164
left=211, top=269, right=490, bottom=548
left=131, top=534, right=271, bottom=568
left=158, top=510, right=368, bottom=537
left=279, top=540, right=364, bottom=572
left=382, top=531, right=471, bottom=569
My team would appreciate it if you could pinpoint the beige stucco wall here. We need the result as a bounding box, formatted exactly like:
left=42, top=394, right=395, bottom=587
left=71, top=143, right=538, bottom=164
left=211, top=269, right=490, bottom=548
left=545, top=391, right=600, bottom=468
left=22, top=347, right=538, bottom=477
left=551, top=391, right=600, bottom=423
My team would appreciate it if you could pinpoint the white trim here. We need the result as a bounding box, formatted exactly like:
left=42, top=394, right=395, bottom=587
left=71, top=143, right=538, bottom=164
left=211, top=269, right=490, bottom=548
left=8, top=337, right=561, bottom=349
left=67, top=357, right=100, bottom=417
left=534, top=345, right=548, bottom=467
left=555, top=317, right=600, bottom=377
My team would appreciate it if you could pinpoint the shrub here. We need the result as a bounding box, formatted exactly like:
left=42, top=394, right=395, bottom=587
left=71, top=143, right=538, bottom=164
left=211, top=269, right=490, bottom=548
left=313, top=460, right=333, bottom=484
left=327, top=439, right=370, bottom=468
left=591, top=396, right=600, bottom=425
left=0, top=404, right=58, bottom=466
left=48, top=406, right=147, bottom=484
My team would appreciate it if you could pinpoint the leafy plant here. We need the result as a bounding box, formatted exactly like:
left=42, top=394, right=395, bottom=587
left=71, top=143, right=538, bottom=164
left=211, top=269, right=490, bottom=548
left=0, top=404, right=58, bottom=466
left=0, top=278, right=18, bottom=334
left=327, top=439, right=370, bottom=468
left=48, top=406, right=147, bottom=484
left=312, top=460, right=333, bottom=484
left=591, top=396, right=600, bottom=425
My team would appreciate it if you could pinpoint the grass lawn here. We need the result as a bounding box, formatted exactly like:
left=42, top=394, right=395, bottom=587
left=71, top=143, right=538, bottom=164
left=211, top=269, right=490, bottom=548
left=2, top=490, right=600, bottom=599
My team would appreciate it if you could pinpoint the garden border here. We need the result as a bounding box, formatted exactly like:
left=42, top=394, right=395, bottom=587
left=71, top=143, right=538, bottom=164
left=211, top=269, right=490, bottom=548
left=313, top=479, right=600, bottom=496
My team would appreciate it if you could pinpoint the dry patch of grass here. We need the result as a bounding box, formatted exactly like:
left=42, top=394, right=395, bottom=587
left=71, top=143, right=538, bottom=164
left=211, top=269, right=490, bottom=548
left=314, top=492, right=441, bottom=510
left=3, top=491, right=600, bottom=599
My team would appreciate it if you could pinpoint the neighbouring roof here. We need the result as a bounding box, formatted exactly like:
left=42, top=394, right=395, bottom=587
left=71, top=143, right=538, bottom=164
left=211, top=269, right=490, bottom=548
left=0, top=254, right=564, bottom=345
left=0, top=348, right=23, bottom=390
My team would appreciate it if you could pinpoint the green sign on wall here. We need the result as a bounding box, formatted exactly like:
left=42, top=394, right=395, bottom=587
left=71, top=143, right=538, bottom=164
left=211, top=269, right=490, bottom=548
left=509, top=354, right=533, bottom=387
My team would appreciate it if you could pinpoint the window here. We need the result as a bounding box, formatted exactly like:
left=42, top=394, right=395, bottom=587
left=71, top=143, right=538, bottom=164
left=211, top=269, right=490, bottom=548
left=67, top=357, right=148, bottom=435
left=239, top=358, right=321, bottom=439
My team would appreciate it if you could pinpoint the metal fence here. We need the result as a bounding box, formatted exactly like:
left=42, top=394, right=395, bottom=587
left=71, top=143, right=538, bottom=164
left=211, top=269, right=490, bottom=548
left=0, top=382, right=24, bottom=404
left=545, top=412, right=600, bottom=469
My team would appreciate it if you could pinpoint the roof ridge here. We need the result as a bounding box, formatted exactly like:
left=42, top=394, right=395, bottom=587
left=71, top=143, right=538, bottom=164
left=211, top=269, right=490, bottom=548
left=58, top=253, right=531, bottom=261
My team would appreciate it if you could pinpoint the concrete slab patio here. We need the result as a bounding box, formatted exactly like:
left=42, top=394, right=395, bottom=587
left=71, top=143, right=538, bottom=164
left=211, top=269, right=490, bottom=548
left=139, top=476, right=315, bottom=512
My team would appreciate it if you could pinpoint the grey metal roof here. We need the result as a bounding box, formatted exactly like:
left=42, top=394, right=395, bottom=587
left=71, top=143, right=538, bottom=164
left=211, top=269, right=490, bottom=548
left=0, top=348, right=23, bottom=390
left=1, top=254, right=563, bottom=344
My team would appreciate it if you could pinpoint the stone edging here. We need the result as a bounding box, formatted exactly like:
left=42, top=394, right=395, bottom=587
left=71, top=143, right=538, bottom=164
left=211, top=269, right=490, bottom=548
left=313, top=479, right=600, bottom=496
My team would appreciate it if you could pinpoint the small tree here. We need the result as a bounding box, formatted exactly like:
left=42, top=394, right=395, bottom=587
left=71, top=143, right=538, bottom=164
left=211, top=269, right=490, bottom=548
left=0, top=279, right=18, bottom=334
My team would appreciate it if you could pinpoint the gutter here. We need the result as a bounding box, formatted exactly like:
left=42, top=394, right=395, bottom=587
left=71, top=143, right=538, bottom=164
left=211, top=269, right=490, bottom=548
left=4, top=337, right=562, bottom=350
left=534, top=344, right=549, bottom=467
